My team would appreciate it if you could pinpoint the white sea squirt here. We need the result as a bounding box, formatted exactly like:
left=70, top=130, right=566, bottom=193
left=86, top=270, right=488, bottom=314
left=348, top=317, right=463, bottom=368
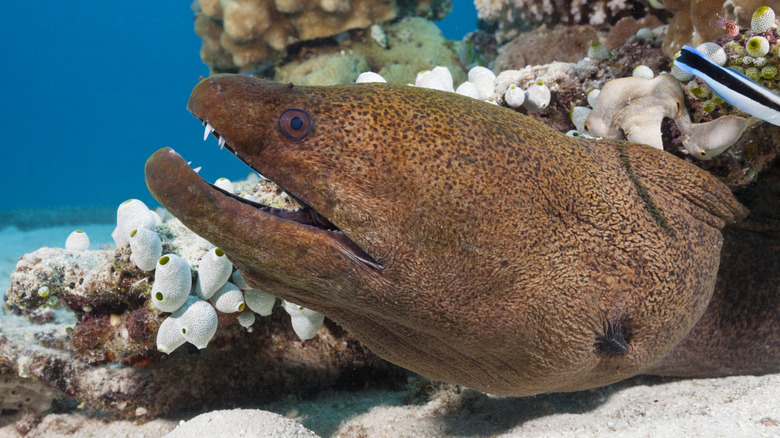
left=237, top=310, right=256, bottom=329
left=244, top=289, right=277, bottom=316
left=112, top=199, right=157, bottom=247
left=232, top=271, right=277, bottom=316
left=214, top=177, right=234, bottom=193
left=179, top=299, right=219, bottom=349
left=468, top=66, right=496, bottom=100
left=128, top=228, right=162, bottom=271
left=283, top=301, right=325, bottom=340
left=211, top=281, right=245, bottom=313
left=523, top=82, right=551, bottom=112
left=355, top=72, right=386, bottom=83
left=455, top=81, right=479, bottom=99
left=65, top=230, right=90, bottom=251
left=151, top=254, right=192, bottom=312
left=195, top=247, right=233, bottom=299
left=504, top=84, right=525, bottom=107
left=415, top=66, right=454, bottom=92
left=156, top=310, right=187, bottom=354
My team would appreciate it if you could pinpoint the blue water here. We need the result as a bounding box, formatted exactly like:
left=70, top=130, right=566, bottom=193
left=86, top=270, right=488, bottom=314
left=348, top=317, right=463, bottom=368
left=0, top=1, right=477, bottom=223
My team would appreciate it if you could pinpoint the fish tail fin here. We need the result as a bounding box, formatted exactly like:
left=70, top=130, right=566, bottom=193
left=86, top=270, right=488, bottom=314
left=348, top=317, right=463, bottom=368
left=674, top=45, right=706, bottom=76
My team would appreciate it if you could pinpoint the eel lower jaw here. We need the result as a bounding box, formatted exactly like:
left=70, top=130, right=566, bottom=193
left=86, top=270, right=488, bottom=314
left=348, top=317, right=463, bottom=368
left=199, top=120, right=382, bottom=270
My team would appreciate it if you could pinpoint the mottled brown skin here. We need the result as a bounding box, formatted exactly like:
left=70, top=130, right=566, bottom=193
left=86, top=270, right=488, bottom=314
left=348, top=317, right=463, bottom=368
left=145, top=75, right=749, bottom=396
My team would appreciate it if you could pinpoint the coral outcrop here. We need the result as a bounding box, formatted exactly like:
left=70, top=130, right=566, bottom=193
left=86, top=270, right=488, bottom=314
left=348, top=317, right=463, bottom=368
left=474, top=0, right=657, bottom=42
left=275, top=17, right=467, bottom=86
left=659, top=0, right=780, bottom=57
left=194, top=0, right=452, bottom=72
left=2, top=177, right=404, bottom=418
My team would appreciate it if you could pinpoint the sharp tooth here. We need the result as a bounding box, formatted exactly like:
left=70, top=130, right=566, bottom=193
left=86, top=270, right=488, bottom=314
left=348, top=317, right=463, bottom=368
left=218, top=136, right=226, bottom=150
left=204, top=123, right=214, bottom=141
left=193, top=166, right=202, bottom=174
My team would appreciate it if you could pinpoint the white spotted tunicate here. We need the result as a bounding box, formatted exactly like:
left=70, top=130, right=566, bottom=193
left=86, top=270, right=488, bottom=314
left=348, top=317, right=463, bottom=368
left=214, top=177, right=234, bottom=193
left=211, top=282, right=245, bottom=313
left=455, top=81, right=479, bottom=99
left=244, top=289, right=277, bottom=316
left=156, top=312, right=187, bottom=354
left=241, top=193, right=260, bottom=203
left=65, top=230, right=90, bottom=251
left=696, top=42, right=727, bottom=66
left=671, top=51, right=694, bottom=81
left=151, top=254, right=192, bottom=313
left=179, top=299, right=219, bottom=349
left=632, top=65, right=654, bottom=79
left=504, top=84, right=525, bottom=107
left=237, top=310, right=256, bottom=328
left=129, top=228, right=162, bottom=271
left=570, top=106, right=592, bottom=133
left=112, top=199, right=156, bottom=247
left=468, top=66, right=496, bottom=100
left=523, top=82, right=551, bottom=112
left=231, top=270, right=250, bottom=290
left=587, top=89, right=600, bottom=108
left=752, top=6, right=776, bottom=34
left=283, top=301, right=325, bottom=340
left=415, top=66, right=454, bottom=92
left=746, top=36, right=770, bottom=57
left=635, top=27, right=655, bottom=40
left=587, top=41, right=610, bottom=60
left=356, top=72, right=386, bottom=83
left=195, top=247, right=233, bottom=299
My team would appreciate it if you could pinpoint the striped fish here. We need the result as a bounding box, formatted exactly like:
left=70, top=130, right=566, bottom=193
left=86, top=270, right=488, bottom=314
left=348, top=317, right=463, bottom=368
left=674, top=44, right=780, bottom=126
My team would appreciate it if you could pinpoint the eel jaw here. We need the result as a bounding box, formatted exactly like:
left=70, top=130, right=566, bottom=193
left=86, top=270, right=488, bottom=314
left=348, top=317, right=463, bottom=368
left=145, top=147, right=382, bottom=277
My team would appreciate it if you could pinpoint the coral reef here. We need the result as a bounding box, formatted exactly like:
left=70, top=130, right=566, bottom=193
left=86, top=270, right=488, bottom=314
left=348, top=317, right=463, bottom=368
left=194, top=0, right=451, bottom=72
left=474, top=0, right=657, bottom=43
left=584, top=74, right=747, bottom=159
left=660, top=0, right=780, bottom=57
left=276, top=17, right=467, bottom=86
left=2, top=176, right=404, bottom=418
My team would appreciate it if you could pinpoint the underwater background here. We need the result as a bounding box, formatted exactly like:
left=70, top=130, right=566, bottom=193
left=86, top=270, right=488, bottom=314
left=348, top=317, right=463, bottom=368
left=0, top=2, right=476, bottom=292
left=0, top=1, right=476, bottom=220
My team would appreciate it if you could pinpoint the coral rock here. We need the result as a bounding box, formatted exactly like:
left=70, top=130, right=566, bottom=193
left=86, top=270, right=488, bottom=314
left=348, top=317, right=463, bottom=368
left=193, top=0, right=445, bottom=72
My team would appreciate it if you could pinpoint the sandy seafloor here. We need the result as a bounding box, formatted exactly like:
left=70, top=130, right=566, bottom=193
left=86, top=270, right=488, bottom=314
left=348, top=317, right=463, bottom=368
left=0, top=225, right=778, bottom=437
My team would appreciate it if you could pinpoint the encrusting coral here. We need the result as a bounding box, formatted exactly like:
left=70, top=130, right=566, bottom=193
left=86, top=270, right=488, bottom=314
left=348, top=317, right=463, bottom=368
left=585, top=74, right=747, bottom=159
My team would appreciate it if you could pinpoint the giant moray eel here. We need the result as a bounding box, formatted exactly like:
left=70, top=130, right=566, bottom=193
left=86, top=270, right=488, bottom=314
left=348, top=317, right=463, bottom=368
left=145, top=74, right=778, bottom=396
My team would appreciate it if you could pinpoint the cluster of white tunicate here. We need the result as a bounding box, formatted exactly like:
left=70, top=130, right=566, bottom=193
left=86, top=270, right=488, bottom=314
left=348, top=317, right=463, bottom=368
left=65, top=230, right=90, bottom=251
left=107, top=178, right=324, bottom=354
left=356, top=65, right=553, bottom=112
left=112, top=199, right=161, bottom=247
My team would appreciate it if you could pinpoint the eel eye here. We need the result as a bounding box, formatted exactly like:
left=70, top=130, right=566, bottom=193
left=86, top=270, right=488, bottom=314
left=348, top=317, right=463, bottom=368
left=278, top=108, right=312, bottom=141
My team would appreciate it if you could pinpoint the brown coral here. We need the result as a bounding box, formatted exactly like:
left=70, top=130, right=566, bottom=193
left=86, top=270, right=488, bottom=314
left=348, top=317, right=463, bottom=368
left=193, top=0, right=445, bottom=72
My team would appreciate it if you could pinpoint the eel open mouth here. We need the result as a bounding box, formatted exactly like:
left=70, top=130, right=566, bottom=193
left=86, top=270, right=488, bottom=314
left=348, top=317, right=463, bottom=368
left=199, top=120, right=341, bottom=232
left=190, top=119, right=381, bottom=269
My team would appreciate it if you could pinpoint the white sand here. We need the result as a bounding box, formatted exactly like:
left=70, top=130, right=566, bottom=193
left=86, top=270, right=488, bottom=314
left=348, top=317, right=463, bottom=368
left=0, top=374, right=778, bottom=437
